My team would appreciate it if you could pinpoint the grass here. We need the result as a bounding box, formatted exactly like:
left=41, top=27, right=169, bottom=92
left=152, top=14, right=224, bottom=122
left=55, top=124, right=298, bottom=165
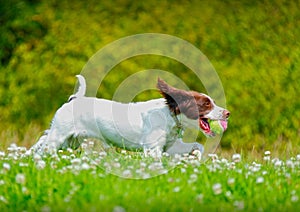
left=0, top=142, right=299, bottom=211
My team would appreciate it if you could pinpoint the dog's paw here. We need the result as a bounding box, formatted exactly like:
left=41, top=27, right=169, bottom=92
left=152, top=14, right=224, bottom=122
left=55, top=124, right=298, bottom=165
left=191, top=143, right=204, bottom=154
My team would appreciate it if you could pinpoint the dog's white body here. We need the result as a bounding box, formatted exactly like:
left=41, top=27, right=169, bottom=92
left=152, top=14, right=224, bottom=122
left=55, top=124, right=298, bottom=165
left=31, top=97, right=200, bottom=154
left=30, top=75, right=229, bottom=155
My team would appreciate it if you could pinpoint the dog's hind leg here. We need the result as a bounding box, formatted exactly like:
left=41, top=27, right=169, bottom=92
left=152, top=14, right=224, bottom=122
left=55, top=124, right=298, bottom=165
left=28, top=130, right=62, bottom=155
left=29, top=127, right=74, bottom=155
left=165, top=139, right=204, bottom=156
left=28, top=130, right=50, bottom=154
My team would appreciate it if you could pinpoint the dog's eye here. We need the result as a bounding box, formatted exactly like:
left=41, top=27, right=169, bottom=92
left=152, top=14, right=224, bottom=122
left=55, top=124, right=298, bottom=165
left=204, top=101, right=211, bottom=107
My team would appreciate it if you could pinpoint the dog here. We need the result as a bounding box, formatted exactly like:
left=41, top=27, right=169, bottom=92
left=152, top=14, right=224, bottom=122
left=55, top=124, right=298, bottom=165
left=30, top=75, right=229, bottom=156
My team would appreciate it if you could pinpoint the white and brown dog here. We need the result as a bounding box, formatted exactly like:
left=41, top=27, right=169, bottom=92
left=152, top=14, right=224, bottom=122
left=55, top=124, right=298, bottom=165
left=30, top=75, right=229, bottom=155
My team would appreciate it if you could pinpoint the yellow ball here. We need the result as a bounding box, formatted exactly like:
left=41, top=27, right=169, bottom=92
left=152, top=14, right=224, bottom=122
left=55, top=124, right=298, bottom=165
left=208, top=120, right=224, bottom=135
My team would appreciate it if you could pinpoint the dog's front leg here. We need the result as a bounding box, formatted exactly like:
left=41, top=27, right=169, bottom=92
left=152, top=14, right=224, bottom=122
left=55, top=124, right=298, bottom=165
left=165, top=139, right=204, bottom=155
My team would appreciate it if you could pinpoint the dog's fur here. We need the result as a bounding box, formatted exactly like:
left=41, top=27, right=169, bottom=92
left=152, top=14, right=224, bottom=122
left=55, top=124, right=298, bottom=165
left=30, top=75, right=229, bottom=155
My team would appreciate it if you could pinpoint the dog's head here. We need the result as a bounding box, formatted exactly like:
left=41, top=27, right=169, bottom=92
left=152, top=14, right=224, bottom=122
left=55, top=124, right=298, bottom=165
left=157, top=78, right=230, bottom=136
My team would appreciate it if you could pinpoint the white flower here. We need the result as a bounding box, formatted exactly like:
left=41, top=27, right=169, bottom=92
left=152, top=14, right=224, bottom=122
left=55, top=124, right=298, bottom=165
left=142, top=173, right=151, bottom=179
left=208, top=154, right=218, bottom=161
left=81, top=163, right=90, bottom=170
left=3, top=163, right=11, bottom=171
left=19, top=162, right=28, bottom=167
left=256, top=176, right=264, bottom=184
left=264, top=150, right=271, bottom=155
left=99, top=151, right=107, bottom=157
left=232, top=154, right=241, bottom=163
left=18, top=146, right=27, bottom=154
left=61, top=155, right=69, bottom=160
left=193, top=168, right=200, bottom=173
left=212, top=183, right=222, bottom=195
left=195, top=194, right=204, bottom=203
left=228, top=162, right=236, bottom=169
left=124, top=155, right=132, bottom=159
left=51, top=154, right=60, bottom=162
left=122, top=170, right=132, bottom=178
left=71, top=158, right=81, bottom=166
left=274, top=160, right=283, bottom=167
left=190, top=174, right=198, bottom=181
left=225, top=191, right=232, bottom=198
left=227, top=178, right=235, bottom=185
left=81, top=143, right=87, bottom=150
left=113, top=206, right=126, bottom=212
left=249, top=162, right=261, bottom=172
left=234, top=201, right=244, bottom=210
left=50, top=162, right=57, bottom=169
left=173, top=186, right=180, bottom=192
left=36, top=160, right=46, bottom=170
left=113, top=162, right=121, bottom=168
left=88, top=141, right=94, bottom=148
left=286, top=160, right=294, bottom=169
left=41, top=205, right=51, bottom=212
left=140, top=162, right=147, bottom=168
left=162, top=152, right=170, bottom=157
left=0, top=195, right=8, bottom=203
left=188, top=174, right=198, bottom=184
left=291, top=195, right=299, bottom=202
left=16, top=173, right=26, bottom=185
left=7, top=143, right=18, bottom=152
left=221, top=158, right=228, bottom=164
left=22, top=186, right=29, bottom=194
left=33, top=154, right=42, bottom=162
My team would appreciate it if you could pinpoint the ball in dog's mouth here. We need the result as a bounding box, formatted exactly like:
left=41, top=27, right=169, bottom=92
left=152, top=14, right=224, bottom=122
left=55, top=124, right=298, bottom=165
left=199, top=118, right=228, bottom=136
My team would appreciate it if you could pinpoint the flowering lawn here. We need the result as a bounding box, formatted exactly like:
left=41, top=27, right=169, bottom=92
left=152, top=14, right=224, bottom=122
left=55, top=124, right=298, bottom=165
left=0, top=143, right=299, bottom=211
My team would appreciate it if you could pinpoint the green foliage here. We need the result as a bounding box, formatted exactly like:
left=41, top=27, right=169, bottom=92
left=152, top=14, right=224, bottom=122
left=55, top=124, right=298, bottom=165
left=0, top=0, right=46, bottom=65
left=0, top=0, right=300, bottom=151
left=0, top=147, right=299, bottom=211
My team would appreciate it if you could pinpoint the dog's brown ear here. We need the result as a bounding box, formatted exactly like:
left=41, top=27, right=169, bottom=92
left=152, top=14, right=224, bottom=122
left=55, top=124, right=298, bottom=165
left=157, top=78, right=179, bottom=114
left=157, top=78, right=194, bottom=117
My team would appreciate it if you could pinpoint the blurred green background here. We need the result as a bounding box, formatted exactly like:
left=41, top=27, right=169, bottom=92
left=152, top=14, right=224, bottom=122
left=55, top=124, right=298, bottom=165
left=1, top=0, right=299, bottom=154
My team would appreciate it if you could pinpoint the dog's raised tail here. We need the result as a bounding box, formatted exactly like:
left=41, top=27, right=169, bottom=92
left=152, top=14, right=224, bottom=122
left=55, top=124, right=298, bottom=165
left=68, top=75, right=86, bottom=101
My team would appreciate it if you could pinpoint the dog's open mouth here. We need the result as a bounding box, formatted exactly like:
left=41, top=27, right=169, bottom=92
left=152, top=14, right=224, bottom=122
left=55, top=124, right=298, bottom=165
left=199, top=118, right=228, bottom=136
left=199, top=118, right=211, bottom=134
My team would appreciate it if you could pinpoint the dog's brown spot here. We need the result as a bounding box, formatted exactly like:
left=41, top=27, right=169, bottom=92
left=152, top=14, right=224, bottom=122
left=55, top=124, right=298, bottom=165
left=157, top=78, right=213, bottom=120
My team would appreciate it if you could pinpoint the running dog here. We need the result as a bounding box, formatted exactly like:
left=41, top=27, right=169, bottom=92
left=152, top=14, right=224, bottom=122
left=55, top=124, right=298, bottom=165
left=30, top=75, right=229, bottom=155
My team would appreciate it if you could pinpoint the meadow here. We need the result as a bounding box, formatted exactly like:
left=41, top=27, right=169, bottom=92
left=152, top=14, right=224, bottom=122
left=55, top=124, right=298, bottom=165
left=0, top=143, right=300, bottom=211
left=1, top=0, right=300, bottom=211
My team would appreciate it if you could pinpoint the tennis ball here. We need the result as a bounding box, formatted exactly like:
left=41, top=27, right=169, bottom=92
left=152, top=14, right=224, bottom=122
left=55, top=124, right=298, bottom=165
left=208, top=120, right=224, bottom=135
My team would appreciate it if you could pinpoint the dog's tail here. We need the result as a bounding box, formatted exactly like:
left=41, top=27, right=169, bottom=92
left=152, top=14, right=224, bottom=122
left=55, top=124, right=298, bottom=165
left=68, top=75, right=86, bottom=101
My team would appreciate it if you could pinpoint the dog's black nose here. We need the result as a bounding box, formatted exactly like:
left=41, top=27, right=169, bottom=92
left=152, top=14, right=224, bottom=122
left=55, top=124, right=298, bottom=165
left=223, top=110, right=230, bottom=118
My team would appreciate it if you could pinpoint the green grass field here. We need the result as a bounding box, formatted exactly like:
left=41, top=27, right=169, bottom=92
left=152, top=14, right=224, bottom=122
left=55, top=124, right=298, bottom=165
left=0, top=143, right=299, bottom=211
